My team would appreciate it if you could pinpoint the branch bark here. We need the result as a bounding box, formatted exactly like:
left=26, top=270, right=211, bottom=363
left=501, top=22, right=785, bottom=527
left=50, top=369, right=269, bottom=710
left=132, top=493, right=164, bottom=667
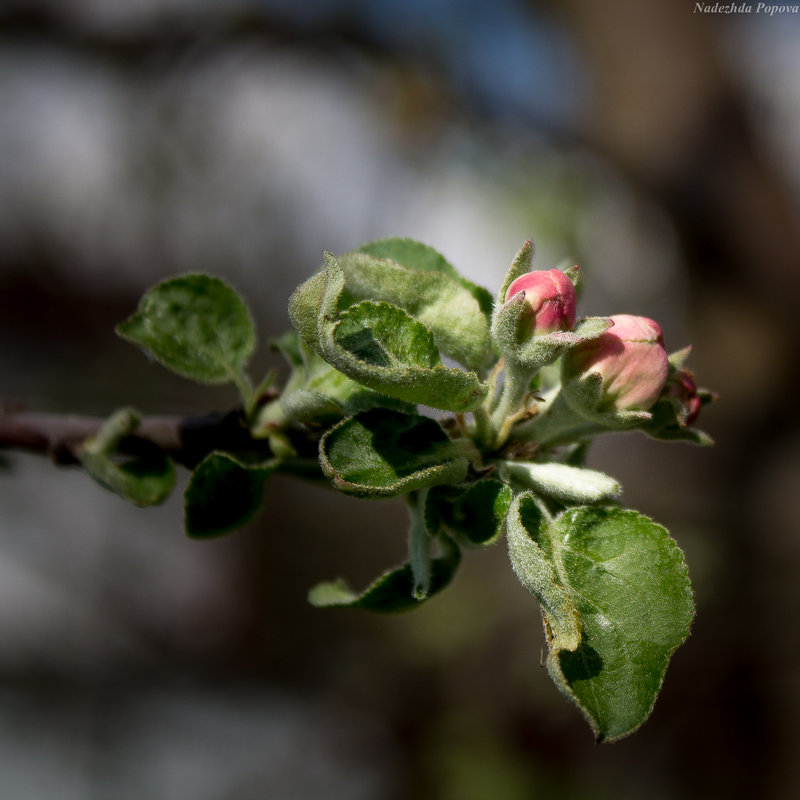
left=0, top=407, right=273, bottom=467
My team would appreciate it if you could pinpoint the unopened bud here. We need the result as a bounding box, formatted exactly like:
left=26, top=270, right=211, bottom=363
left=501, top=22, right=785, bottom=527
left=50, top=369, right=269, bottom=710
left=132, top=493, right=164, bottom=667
left=665, top=369, right=702, bottom=427
left=505, top=269, right=577, bottom=337
left=564, top=314, right=669, bottom=411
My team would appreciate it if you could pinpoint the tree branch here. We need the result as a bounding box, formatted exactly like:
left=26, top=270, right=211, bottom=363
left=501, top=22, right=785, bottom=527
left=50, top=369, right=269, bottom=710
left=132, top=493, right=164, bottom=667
left=0, top=407, right=277, bottom=467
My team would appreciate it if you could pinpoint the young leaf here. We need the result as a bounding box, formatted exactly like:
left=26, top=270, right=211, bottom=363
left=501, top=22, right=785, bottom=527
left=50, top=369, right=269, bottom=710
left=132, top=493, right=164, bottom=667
left=117, top=274, right=255, bottom=384
left=78, top=408, right=176, bottom=507
left=355, top=237, right=494, bottom=317
left=308, top=537, right=461, bottom=613
left=500, top=461, right=621, bottom=505
left=506, top=494, right=582, bottom=652
left=338, top=250, right=493, bottom=368
left=185, top=451, right=277, bottom=538
left=509, top=498, right=695, bottom=742
left=81, top=449, right=176, bottom=507
left=426, top=480, right=512, bottom=547
left=274, top=331, right=414, bottom=425
left=288, top=256, right=487, bottom=412
left=319, top=409, right=470, bottom=498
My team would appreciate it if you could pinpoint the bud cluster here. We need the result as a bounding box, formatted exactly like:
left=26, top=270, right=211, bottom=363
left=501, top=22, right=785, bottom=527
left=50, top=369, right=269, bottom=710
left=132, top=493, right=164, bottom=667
left=488, top=249, right=710, bottom=450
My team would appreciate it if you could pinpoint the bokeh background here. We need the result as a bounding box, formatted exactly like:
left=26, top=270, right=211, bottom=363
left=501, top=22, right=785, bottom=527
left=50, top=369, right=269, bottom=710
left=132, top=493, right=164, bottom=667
left=1, top=1, right=799, bottom=797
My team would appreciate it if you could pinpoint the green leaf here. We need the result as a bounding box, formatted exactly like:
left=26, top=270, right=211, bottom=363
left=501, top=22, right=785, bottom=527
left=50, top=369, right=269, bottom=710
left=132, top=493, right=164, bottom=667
left=185, top=451, right=277, bottom=538
left=499, top=461, right=621, bottom=504
left=426, top=479, right=512, bottom=547
left=274, top=331, right=414, bottom=425
left=506, top=494, right=582, bottom=652
left=308, top=537, right=461, bottom=613
left=337, top=251, right=492, bottom=369
left=319, top=409, right=470, bottom=498
left=288, top=256, right=487, bottom=412
left=81, top=448, right=176, bottom=507
left=356, top=237, right=494, bottom=318
left=509, top=498, right=695, bottom=742
left=117, top=274, right=255, bottom=384
left=78, top=408, right=176, bottom=507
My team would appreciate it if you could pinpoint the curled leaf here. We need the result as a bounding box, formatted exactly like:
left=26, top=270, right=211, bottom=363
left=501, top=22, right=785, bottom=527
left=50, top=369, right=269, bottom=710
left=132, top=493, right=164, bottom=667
left=308, top=537, right=461, bottom=613
left=319, top=409, right=470, bottom=498
left=288, top=255, right=487, bottom=412
left=507, top=497, right=695, bottom=742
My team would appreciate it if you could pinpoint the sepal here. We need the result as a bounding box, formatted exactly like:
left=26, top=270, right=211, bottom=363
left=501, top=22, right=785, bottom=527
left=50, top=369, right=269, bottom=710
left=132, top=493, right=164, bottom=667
left=560, top=372, right=653, bottom=430
left=496, top=239, right=534, bottom=305
left=492, top=301, right=612, bottom=370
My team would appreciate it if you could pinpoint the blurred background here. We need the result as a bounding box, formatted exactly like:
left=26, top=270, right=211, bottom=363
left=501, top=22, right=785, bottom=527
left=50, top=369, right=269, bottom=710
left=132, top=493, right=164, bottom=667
left=1, top=0, right=799, bottom=797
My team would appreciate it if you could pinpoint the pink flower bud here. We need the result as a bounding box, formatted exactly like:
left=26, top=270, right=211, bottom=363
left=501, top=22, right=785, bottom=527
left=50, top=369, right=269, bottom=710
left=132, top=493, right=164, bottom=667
left=505, top=269, right=577, bottom=336
left=565, top=314, right=669, bottom=411
left=666, top=369, right=702, bottom=427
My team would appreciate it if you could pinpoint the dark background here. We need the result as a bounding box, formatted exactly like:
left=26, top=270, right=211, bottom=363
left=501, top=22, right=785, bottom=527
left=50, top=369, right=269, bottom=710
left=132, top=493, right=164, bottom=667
left=1, top=1, right=799, bottom=797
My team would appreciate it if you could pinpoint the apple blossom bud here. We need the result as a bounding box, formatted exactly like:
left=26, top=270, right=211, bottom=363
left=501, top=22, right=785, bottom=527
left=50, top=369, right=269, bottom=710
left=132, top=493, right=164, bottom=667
left=564, top=314, right=669, bottom=411
left=505, top=269, right=577, bottom=336
left=665, top=369, right=702, bottom=426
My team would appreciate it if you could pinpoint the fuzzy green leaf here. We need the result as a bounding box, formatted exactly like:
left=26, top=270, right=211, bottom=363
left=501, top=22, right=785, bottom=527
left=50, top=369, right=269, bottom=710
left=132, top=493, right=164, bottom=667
left=117, top=274, right=254, bottom=384
left=500, top=461, right=621, bottom=504
left=288, top=257, right=487, bottom=411
left=78, top=408, right=176, bottom=507
left=275, top=331, right=413, bottom=424
left=319, top=409, right=470, bottom=498
left=509, top=498, right=694, bottom=742
left=426, top=480, right=512, bottom=547
left=506, top=494, right=582, bottom=652
left=81, top=449, right=176, bottom=507
left=337, top=251, right=493, bottom=369
left=356, top=237, right=494, bottom=318
left=308, top=537, right=461, bottom=613
left=185, top=452, right=277, bottom=538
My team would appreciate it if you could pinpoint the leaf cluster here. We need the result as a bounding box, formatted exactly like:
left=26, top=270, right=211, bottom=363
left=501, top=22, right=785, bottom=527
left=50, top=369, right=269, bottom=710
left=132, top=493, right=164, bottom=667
left=81, top=237, right=714, bottom=741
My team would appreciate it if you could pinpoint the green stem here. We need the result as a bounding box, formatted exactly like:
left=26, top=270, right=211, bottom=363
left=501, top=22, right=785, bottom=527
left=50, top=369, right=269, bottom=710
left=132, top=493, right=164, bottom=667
left=469, top=404, right=493, bottom=452
left=490, top=360, right=534, bottom=449
left=407, top=489, right=432, bottom=600
left=232, top=370, right=258, bottom=421
left=86, top=408, right=141, bottom=455
left=511, top=391, right=603, bottom=448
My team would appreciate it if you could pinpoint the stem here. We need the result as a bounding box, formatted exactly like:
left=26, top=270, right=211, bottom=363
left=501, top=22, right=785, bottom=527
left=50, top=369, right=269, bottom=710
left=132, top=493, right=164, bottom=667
left=84, top=408, right=141, bottom=455
left=232, top=370, right=258, bottom=421
left=511, top=391, right=604, bottom=448
left=490, top=360, right=534, bottom=449
left=471, top=405, right=493, bottom=450
left=0, top=407, right=310, bottom=467
left=406, top=489, right=431, bottom=600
